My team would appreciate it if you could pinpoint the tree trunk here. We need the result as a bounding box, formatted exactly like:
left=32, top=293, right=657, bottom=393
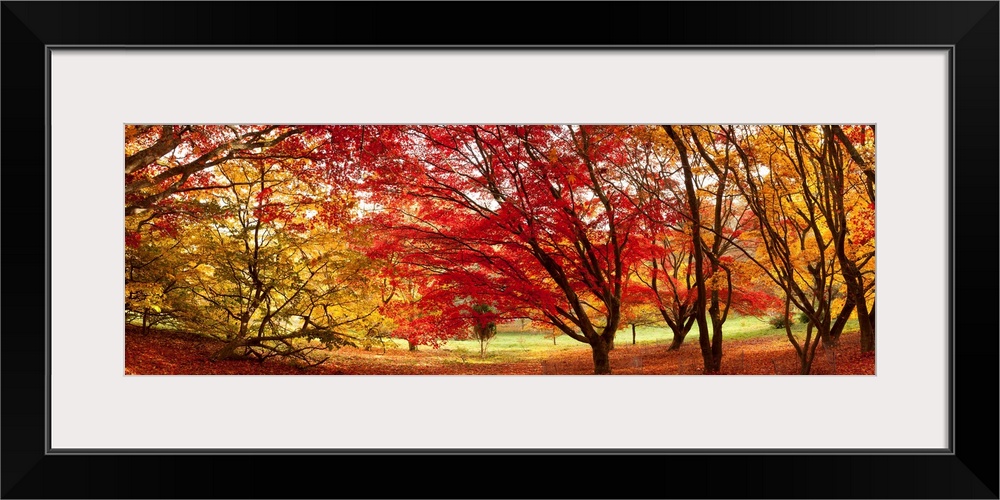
left=796, top=344, right=813, bottom=375
left=818, top=329, right=834, bottom=348
left=608, top=333, right=615, bottom=351
left=668, top=327, right=687, bottom=351
left=631, top=324, right=636, bottom=345
left=818, top=323, right=832, bottom=349
left=665, top=126, right=712, bottom=375
left=667, top=321, right=693, bottom=351
left=835, top=233, right=874, bottom=353
left=697, top=331, right=714, bottom=373
left=212, top=343, right=240, bottom=361
left=707, top=290, right=724, bottom=372
left=212, top=319, right=251, bottom=361
left=799, top=325, right=824, bottom=374
left=141, top=307, right=149, bottom=335
left=825, top=298, right=855, bottom=348
left=212, top=338, right=250, bottom=361
left=857, top=300, right=875, bottom=353
left=408, top=340, right=417, bottom=352
left=709, top=318, right=723, bottom=373
left=800, top=355, right=813, bottom=375
left=590, top=338, right=612, bottom=375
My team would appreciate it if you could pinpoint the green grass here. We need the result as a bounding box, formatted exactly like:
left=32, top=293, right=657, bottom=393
left=440, top=332, right=582, bottom=360
left=630, top=315, right=860, bottom=343
left=427, top=315, right=860, bottom=361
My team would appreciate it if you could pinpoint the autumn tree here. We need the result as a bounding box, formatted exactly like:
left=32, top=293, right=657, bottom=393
left=685, top=125, right=784, bottom=371
left=630, top=222, right=697, bottom=350
left=724, top=125, right=860, bottom=374
left=158, top=157, right=376, bottom=363
left=125, top=125, right=318, bottom=332
left=826, top=125, right=876, bottom=352
left=363, top=214, right=499, bottom=351
left=125, top=125, right=412, bottom=358
left=366, top=125, right=642, bottom=374
left=621, top=125, right=764, bottom=372
left=618, top=281, right=663, bottom=346
left=617, top=128, right=698, bottom=350
left=661, top=125, right=719, bottom=373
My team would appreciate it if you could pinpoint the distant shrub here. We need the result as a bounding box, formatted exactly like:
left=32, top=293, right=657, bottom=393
left=769, top=315, right=789, bottom=329
left=471, top=303, right=498, bottom=358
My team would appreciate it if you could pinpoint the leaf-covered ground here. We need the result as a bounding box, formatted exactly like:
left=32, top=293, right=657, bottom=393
left=125, top=326, right=875, bottom=375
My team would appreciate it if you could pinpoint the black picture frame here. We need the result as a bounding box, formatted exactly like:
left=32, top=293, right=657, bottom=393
left=2, top=2, right=996, bottom=498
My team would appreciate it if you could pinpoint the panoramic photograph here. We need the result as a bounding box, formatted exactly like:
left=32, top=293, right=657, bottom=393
left=125, top=125, right=875, bottom=375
